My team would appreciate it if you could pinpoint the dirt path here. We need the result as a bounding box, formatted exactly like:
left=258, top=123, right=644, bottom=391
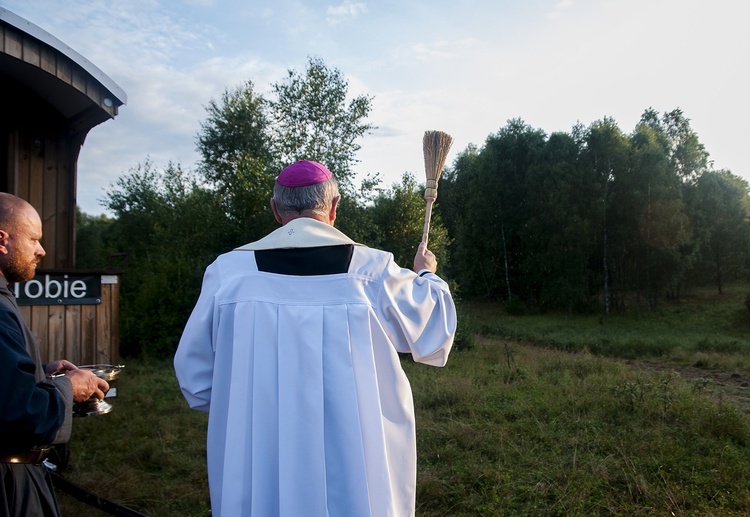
left=624, top=359, right=750, bottom=413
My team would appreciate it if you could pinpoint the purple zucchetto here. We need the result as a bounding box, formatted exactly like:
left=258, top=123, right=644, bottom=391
left=276, top=160, right=332, bottom=187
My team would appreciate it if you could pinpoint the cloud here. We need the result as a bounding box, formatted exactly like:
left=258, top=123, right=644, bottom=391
left=5, top=0, right=748, bottom=213
left=326, top=1, right=367, bottom=25
left=390, top=38, right=477, bottom=65
left=404, top=42, right=453, bottom=62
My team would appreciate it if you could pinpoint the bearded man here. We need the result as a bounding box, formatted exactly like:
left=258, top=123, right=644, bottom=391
left=0, top=192, right=109, bottom=517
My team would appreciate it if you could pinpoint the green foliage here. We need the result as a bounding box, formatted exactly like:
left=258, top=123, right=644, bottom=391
left=99, top=160, right=236, bottom=357
left=504, top=298, right=526, bottom=316
left=445, top=110, right=750, bottom=313
left=75, top=209, right=116, bottom=269
left=471, top=284, right=750, bottom=366
left=688, top=170, right=750, bottom=294
left=194, top=57, right=376, bottom=238
left=82, top=51, right=750, bottom=360
left=196, top=80, right=276, bottom=240
left=197, top=79, right=272, bottom=188
left=408, top=339, right=750, bottom=516
left=610, top=370, right=681, bottom=416
left=525, top=131, right=595, bottom=312
left=446, top=280, right=476, bottom=352
left=87, top=58, right=378, bottom=358
left=269, top=56, right=375, bottom=195
left=365, top=173, right=451, bottom=270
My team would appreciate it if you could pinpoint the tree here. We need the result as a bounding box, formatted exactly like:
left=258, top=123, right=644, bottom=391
left=195, top=58, right=376, bottom=242
left=75, top=209, right=115, bottom=269
left=450, top=119, right=547, bottom=305
left=689, top=170, right=750, bottom=293
left=197, top=80, right=272, bottom=187
left=101, top=160, right=233, bottom=356
left=524, top=131, right=595, bottom=313
left=436, top=146, right=490, bottom=295
left=662, top=108, right=709, bottom=182
left=367, top=173, right=451, bottom=271
left=269, top=56, right=375, bottom=194
left=583, top=117, right=630, bottom=314
left=97, top=58, right=380, bottom=357
left=196, top=80, right=276, bottom=241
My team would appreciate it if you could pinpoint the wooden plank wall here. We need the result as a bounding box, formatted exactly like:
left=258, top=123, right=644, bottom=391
left=9, top=130, right=77, bottom=269
left=19, top=276, right=120, bottom=365
left=6, top=128, right=76, bottom=270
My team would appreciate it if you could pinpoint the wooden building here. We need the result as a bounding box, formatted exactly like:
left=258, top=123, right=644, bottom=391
left=1, top=8, right=126, bottom=364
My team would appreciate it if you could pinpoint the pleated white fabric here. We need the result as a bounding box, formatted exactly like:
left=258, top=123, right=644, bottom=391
left=174, top=220, right=456, bottom=517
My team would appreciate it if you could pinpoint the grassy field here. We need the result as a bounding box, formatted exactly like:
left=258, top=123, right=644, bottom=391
left=57, top=285, right=750, bottom=516
left=468, top=285, right=750, bottom=363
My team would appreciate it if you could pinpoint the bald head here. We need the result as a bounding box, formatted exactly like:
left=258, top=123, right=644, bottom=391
left=0, top=193, right=45, bottom=282
left=0, top=192, right=34, bottom=230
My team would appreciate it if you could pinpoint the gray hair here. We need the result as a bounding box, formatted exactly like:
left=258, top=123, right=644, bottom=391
left=272, top=176, right=340, bottom=217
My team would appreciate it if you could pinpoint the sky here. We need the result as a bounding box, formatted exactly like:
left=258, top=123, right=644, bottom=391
left=2, top=0, right=747, bottom=215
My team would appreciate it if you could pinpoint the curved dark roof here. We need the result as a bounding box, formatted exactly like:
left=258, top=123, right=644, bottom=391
left=1, top=7, right=126, bottom=130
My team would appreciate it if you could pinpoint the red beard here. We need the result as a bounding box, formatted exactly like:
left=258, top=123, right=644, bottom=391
left=3, top=255, right=39, bottom=283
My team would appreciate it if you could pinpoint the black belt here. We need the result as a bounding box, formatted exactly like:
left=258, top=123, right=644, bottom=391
left=0, top=448, right=51, bottom=465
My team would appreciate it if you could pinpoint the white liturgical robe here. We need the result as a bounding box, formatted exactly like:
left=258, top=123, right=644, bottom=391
left=174, top=218, right=456, bottom=517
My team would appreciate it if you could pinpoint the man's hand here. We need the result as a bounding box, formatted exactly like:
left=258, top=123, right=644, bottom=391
left=64, top=369, right=110, bottom=403
left=45, top=360, right=77, bottom=376
left=413, top=241, right=437, bottom=274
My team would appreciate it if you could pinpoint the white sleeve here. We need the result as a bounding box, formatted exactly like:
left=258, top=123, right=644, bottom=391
left=377, top=258, right=457, bottom=367
left=173, top=262, right=220, bottom=412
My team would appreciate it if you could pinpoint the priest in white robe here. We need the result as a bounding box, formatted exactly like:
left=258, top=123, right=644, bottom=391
left=174, top=160, right=457, bottom=517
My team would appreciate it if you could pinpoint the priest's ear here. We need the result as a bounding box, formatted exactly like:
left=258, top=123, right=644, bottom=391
left=0, top=230, right=8, bottom=255
left=270, top=199, right=283, bottom=224
left=329, top=196, right=340, bottom=224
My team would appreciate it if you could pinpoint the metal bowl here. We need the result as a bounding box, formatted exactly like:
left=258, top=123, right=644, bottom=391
left=72, top=364, right=124, bottom=417
left=73, top=398, right=113, bottom=417
left=78, top=364, right=124, bottom=382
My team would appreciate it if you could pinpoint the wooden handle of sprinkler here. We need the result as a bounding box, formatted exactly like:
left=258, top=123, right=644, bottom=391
left=422, top=198, right=434, bottom=247
left=422, top=179, right=438, bottom=247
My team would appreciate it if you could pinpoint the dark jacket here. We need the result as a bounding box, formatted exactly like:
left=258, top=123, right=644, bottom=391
left=0, top=276, right=72, bottom=455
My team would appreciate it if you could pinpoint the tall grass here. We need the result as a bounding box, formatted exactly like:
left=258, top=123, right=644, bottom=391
left=56, top=286, right=750, bottom=515
left=409, top=339, right=750, bottom=516
left=471, top=285, right=750, bottom=366
left=57, top=359, right=210, bottom=516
